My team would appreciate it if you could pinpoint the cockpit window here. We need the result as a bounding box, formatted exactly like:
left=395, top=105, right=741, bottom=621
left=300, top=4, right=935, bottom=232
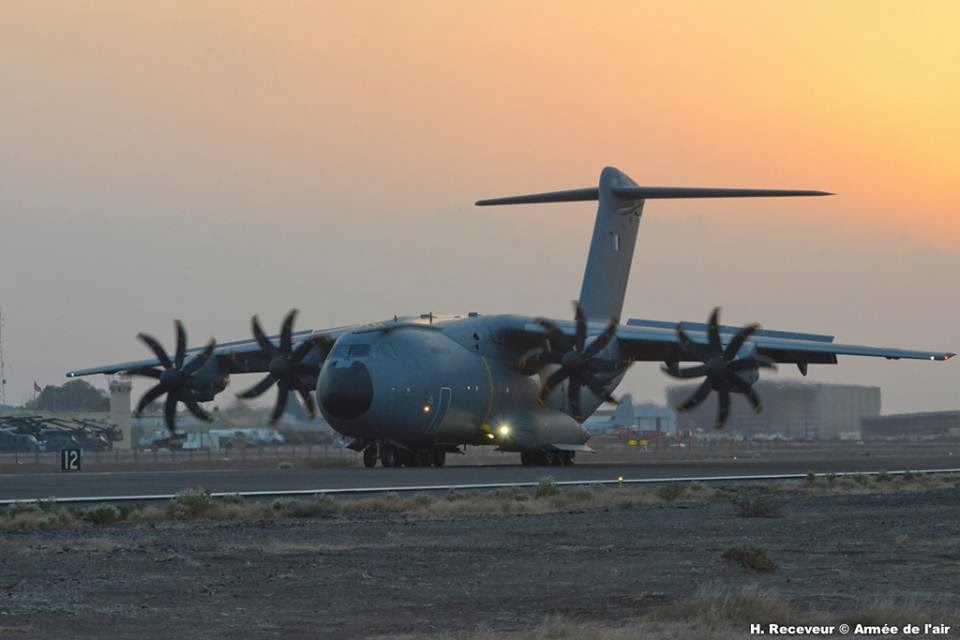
left=332, top=344, right=349, bottom=359
left=347, top=344, right=370, bottom=358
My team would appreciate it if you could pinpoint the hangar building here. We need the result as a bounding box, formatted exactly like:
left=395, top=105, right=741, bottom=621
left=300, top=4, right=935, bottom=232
left=667, top=381, right=880, bottom=440
left=860, top=411, right=960, bottom=440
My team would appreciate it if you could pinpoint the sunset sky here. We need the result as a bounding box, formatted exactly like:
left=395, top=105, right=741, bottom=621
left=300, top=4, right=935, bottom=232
left=1, top=1, right=957, bottom=413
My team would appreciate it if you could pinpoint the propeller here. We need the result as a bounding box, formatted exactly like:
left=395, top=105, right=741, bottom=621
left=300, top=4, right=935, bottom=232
left=129, top=320, right=217, bottom=434
left=235, top=309, right=331, bottom=424
left=662, top=307, right=777, bottom=430
left=523, top=301, right=621, bottom=420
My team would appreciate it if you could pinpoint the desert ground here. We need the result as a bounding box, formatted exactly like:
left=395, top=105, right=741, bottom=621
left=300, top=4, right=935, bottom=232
left=2, top=470, right=958, bottom=639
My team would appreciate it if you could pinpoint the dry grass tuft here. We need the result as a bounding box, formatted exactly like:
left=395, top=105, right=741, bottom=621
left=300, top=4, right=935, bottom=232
left=729, top=486, right=785, bottom=518
left=722, top=544, right=776, bottom=572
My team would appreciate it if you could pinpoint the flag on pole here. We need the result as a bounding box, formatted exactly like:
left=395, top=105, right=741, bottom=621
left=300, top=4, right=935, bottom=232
left=34, top=381, right=41, bottom=393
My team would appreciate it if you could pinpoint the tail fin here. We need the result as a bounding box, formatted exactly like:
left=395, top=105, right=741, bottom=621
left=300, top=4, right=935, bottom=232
left=476, top=167, right=830, bottom=321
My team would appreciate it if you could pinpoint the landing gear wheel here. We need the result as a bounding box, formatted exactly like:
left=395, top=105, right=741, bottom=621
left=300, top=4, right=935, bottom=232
left=544, top=450, right=559, bottom=466
left=431, top=449, right=446, bottom=467
left=395, top=448, right=412, bottom=467
left=561, top=451, right=575, bottom=466
left=363, top=446, right=377, bottom=468
left=520, top=451, right=533, bottom=466
left=379, top=442, right=396, bottom=468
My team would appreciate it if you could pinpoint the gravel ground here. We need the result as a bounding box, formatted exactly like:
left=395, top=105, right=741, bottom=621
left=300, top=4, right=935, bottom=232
left=2, top=485, right=959, bottom=639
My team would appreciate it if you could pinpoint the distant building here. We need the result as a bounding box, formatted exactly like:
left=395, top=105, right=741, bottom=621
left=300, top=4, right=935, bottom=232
left=860, top=411, right=960, bottom=440
left=667, top=381, right=880, bottom=440
left=634, top=402, right=676, bottom=435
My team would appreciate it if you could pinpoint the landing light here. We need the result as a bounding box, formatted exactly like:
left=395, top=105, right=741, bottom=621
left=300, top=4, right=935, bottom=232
left=498, top=424, right=511, bottom=436
left=422, top=405, right=432, bottom=414
left=486, top=433, right=495, bottom=440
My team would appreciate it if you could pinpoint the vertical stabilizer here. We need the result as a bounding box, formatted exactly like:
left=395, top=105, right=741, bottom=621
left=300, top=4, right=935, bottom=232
left=578, top=167, right=643, bottom=321
left=475, top=169, right=830, bottom=322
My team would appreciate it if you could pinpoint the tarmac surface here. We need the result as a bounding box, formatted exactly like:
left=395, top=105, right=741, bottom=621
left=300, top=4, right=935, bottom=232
left=2, top=447, right=959, bottom=502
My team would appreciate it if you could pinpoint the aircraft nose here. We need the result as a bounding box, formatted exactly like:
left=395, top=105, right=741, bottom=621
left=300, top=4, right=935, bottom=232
left=317, top=361, right=374, bottom=420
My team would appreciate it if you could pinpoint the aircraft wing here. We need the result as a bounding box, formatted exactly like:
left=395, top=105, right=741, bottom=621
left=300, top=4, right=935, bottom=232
left=66, top=325, right=353, bottom=378
left=519, top=316, right=954, bottom=369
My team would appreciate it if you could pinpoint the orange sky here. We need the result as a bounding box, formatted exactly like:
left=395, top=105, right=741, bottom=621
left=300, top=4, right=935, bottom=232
left=4, top=1, right=958, bottom=241
left=1, top=1, right=957, bottom=411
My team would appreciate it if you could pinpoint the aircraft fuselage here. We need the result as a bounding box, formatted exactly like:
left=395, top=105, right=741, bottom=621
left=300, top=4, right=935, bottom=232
left=315, top=315, right=606, bottom=451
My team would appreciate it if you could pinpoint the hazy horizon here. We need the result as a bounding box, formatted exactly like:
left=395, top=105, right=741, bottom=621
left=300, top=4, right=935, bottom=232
left=1, top=2, right=957, bottom=414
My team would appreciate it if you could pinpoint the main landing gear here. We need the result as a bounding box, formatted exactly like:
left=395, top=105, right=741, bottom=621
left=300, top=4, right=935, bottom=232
left=363, top=441, right=447, bottom=468
left=520, top=450, right=575, bottom=467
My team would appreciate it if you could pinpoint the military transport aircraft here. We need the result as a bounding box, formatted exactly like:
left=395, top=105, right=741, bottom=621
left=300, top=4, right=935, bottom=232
left=66, top=167, right=954, bottom=467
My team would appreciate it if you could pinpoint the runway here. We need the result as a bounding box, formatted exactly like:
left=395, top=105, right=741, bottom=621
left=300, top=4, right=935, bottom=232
left=2, top=452, right=958, bottom=503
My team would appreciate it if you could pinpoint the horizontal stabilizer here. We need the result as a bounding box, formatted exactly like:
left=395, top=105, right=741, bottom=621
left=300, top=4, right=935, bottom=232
left=477, top=186, right=831, bottom=206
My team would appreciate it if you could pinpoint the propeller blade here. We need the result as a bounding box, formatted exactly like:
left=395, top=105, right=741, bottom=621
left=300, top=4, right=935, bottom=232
left=676, top=379, right=712, bottom=412
left=707, top=307, right=722, bottom=354
left=534, top=318, right=568, bottom=350
left=181, top=394, right=213, bottom=422
left=269, top=380, right=290, bottom=424
left=573, top=302, right=587, bottom=352
left=675, top=325, right=709, bottom=361
left=137, top=333, right=173, bottom=369
left=661, top=363, right=708, bottom=379
left=292, top=377, right=318, bottom=419
left=583, top=318, right=618, bottom=359
left=163, top=394, right=178, bottom=434
left=181, top=339, right=216, bottom=376
left=715, top=388, right=731, bottom=429
left=251, top=316, right=279, bottom=357
left=236, top=373, right=277, bottom=399
left=583, top=373, right=618, bottom=404
left=174, top=320, right=187, bottom=369
left=291, top=334, right=326, bottom=362
left=280, top=309, right=298, bottom=353
left=134, top=383, right=167, bottom=416
left=567, top=375, right=581, bottom=419
left=724, top=322, right=760, bottom=360
left=538, top=368, right=568, bottom=405
left=730, top=376, right=762, bottom=413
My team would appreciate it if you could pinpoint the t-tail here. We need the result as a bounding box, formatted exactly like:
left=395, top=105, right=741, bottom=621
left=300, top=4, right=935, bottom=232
left=477, top=167, right=831, bottom=321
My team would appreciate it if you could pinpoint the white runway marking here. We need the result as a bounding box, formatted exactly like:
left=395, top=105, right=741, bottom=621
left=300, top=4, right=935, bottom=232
left=2, top=467, right=958, bottom=505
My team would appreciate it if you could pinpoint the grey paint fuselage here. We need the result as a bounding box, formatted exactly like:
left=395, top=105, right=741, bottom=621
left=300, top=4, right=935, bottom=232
left=317, top=314, right=599, bottom=450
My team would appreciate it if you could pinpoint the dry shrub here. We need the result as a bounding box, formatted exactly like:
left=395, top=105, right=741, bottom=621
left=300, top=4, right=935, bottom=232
left=722, top=544, right=776, bottom=572
left=730, top=486, right=785, bottom=518
left=648, top=582, right=792, bottom=626
left=80, top=505, right=122, bottom=525
left=276, top=495, right=340, bottom=519
left=166, top=488, right=217, bottom=520
left=534, top=476, right=560, bottom=499
left=656, top=484, right=686, bottom=503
